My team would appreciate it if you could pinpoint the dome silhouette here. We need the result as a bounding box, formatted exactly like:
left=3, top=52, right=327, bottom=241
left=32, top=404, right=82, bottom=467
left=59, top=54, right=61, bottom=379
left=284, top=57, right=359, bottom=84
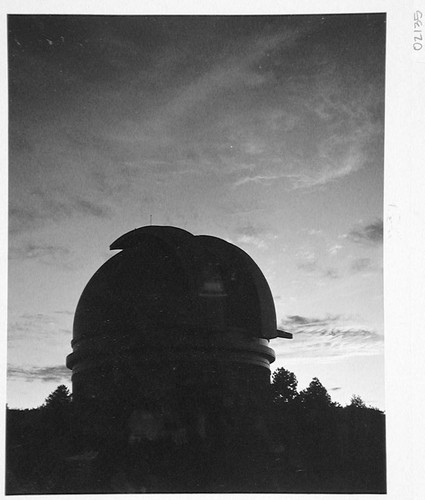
left=67, top=226, right=290, bottom=407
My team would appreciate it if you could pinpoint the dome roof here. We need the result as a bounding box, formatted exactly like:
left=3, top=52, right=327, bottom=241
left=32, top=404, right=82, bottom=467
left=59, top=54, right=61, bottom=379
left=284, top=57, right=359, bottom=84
left=73, top=226, right=280, bottom=343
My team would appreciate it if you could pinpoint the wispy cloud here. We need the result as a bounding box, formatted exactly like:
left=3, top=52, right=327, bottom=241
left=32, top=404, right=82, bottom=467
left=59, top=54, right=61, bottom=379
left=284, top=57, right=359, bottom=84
left=8, top=207, right=41, bottom=234
left=9, top=243, right=71, bottom=264
left=231, top=75, right=383, bottom=192
left=237, top=235, right=267, bottom=249
left=8, top=313, right=71, bottom=342
left=236, top=224, right=266, bottom=238
left=8, top=313, right=71, bottom=374
left=296, top=250, right=341, bottom=280
left=8, top=364, right=71, bottom=383
left=160, top=30, right=298, bottom=122
left=283, top=314, right=344, bottom=326
left=296, top=249, right=325, bottom=275
left=234, top=173, right=290, bottom=187
left=145, top=18, right=382, bottom=191
left=234, top=224, right=277, bottom=249
left=345, top=218, right=383, bottom=245
left=328, top=244, right=343, bottom=255
left=275, top=314, right=383, bottom=360
left=290, top=153, right=363, bottom=190
left=10, top=193, right=111, bottom=234
left=71, top=196, right=111, bottom=218
left=9, top=15, right=385, bottom=255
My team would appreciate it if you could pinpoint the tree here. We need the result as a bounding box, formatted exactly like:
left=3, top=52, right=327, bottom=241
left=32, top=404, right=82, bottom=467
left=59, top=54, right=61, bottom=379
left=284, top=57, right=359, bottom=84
left=298, top=377, right=333, bottom=410
left=41, top=385, right=73, bottom=441
left=271, top=367, right=298, bottom=404
left=43, top=385, right=72, bottom=411
left=349, top=394, right=366, bottom=408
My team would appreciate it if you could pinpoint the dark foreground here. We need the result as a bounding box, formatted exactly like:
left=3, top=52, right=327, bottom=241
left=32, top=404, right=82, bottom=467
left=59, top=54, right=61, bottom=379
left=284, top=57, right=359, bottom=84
left=6, top=456, right=387, bottom=495
left=6, top=403, right=386, bottom=494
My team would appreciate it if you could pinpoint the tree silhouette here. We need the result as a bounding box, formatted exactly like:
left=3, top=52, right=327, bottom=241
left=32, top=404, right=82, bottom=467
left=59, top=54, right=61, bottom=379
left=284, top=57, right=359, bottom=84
left=271, top=367, right=298, bottom=404
left=298, top=377, right=333, bottom=410
left=42, top=385, right=73, bottom=440
left=349, top=394, right=366, bottom=408
left=43, top=385, right=72, bottom=410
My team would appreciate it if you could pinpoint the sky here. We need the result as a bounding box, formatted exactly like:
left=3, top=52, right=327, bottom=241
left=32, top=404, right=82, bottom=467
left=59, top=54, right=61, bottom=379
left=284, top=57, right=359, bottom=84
left=7, top=14, right=386, bottom=410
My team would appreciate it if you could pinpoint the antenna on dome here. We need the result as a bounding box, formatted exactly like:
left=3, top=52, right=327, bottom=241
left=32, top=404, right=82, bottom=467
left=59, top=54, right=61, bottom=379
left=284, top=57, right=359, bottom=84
left=150, top=214, right=152, bottom=226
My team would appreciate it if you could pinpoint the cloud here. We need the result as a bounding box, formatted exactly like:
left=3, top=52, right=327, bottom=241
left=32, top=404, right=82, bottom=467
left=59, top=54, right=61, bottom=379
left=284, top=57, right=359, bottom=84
left=284, top=314, right=344, bottom=326
left=8, top=313, right=72, bottom=374
left=328, top=244, right=343, bottom=255
left=8, top=207, right=40, bottom=234
left=9, top=15, right=385, bottom=250
left=231, top=111, right=380, bottom=191
left=237, top=235, right=267, bottom=249
left=161, top=29, right=297, bottom=121
left=346, top=218, right=383, bottom=245
left=71, top=197, right=111, bottom=218
left=53, top=310, right=74, bottom=316
left=234, top=173, right=289, bottom=187
left=296, top=250, right=319, bottom=274
left=9, top=243, right=71, bottom=264
left=236, top=224, right=266, bottom=238
left=296, top=250, right=342, bottom=279
left=9, top=193, right=111, bottom=234
left=289, top=154, right=363, bottom=190
left=8, top=313, right=71, bottom=342
left=275, top=314, right=383, bottom=360
left=156, top=18, right=382, bottom=190
left=234, top=224, right=277, bottom=249
left=8, top=364, right=71, bottom=383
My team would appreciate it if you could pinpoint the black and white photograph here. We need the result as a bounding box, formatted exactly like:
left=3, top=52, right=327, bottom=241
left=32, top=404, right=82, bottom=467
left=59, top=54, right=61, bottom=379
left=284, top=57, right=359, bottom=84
left=3, top=2, right=424, bottom=496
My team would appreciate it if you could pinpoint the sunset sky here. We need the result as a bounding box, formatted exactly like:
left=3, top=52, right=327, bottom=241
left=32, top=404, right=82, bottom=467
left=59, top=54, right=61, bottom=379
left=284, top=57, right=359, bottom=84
left=7, top=14, right=386, bottom=410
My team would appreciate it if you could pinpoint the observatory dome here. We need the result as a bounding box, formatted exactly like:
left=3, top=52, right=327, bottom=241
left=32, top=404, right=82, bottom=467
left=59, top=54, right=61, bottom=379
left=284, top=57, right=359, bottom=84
left=72, top=225, right=278, bottom=343
left=67, top=226, right=289, bottom=406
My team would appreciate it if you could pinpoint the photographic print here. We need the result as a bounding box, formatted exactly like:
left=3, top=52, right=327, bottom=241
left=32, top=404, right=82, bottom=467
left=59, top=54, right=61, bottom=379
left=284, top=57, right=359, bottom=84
left=6, top=12, right=386, bottom=494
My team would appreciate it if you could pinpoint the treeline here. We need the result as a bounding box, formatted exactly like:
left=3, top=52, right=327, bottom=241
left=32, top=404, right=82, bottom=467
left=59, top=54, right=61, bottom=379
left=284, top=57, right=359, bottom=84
left=6, top=372, right=386, bottom=494
left=6, top=386, right=77, bottom=494
left=267, top=368, right=386, bottom=493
